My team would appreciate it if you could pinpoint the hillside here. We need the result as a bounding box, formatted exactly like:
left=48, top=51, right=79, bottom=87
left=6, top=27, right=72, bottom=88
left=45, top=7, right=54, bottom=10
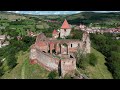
left=0, top=11, right=118, bottom=79
left=66, top=12, right=120, bottom=25
left=1, top=11, right=120, bottom=29
left=1, top=48, right=113, bottom=79
left=0, top=11, right=26, bottom=21
left=0, top=11, right=62, bottom=36
left=78, top=47, right=113, bottom=79
left=1, top=50, right=50, bottom=79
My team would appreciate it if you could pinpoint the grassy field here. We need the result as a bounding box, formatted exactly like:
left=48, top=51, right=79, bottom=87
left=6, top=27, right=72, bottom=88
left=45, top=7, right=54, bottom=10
left=1, top=47, right=113, bottom=79
left=1, top=51, right=50, bottom=79
left=78, top=47, right=113, bottom=79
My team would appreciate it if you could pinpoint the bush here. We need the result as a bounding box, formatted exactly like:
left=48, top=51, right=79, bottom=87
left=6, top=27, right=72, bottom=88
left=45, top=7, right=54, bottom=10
left=76, top=49, right=89, bottom=69
left=89, top=53, right=97, bottom=66
left=0, top=68, right=4, bottom=76
left=107, top=51, right=120, bottom=79
left=48, top=70, right=58, bottom=79
left=70, top=29, right=83, bottom=40
left=6, top=55, right=17, bottom=69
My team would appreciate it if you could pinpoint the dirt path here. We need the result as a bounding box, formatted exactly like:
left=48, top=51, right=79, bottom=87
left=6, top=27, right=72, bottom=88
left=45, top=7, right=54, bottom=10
left=21, top=52, right=28, bottom=79
left=21, top=62, right=25, bottom=79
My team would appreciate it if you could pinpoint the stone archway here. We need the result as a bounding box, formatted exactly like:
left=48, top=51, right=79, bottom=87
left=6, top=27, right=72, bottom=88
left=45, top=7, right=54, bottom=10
left=61, top=43, right=68, bottom=55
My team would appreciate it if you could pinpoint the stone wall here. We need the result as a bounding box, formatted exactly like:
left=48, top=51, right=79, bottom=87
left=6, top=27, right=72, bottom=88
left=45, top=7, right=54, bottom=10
left=61, top=56, right=76, bottom=77
left=30, top=47, right=59, bottom=71
left=30, top=46, right=77, bottom=76
left=35, top=41, right=49, bottom=53
left=82, top=32, right=91, bottom=53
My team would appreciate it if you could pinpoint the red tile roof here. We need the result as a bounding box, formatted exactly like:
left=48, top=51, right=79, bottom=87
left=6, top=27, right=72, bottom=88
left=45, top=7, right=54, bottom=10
left=61, top=19, right=70, bottom=29
left=52, top=29, right=58, bottom=34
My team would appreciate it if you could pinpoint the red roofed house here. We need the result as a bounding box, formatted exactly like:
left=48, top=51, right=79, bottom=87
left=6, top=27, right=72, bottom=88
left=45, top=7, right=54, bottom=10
left=52, top=29, right=59, bottom=38
left=60, top=19, right=71, bottom=38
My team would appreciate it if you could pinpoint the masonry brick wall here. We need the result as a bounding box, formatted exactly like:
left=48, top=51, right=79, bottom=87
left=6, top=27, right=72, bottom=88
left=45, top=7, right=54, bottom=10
left=36, top=41, right=48, bottom=52
left=30, top=48, right=59, bottom=71
left=30, top=46, right=77, bottom=76
left=61, top=58, right=76, bottom=77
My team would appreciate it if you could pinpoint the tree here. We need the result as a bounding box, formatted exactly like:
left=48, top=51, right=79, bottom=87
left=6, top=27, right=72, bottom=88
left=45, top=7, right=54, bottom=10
left=0, top=68, right=4, bottom=76
left=75, top=49, right=89, bottom=69
left=6, top=55, right=17, bottom=69
left=48, top=70, right=58, bottom=79
left=107, top=51, right=120, bottom=79
left=89, top=53, right=97, bottom=66
left=22, top=36, right=35, bottom=45
left=90, top=33, right=120, bottom=79
left=71, top=29, right=83, bottom=40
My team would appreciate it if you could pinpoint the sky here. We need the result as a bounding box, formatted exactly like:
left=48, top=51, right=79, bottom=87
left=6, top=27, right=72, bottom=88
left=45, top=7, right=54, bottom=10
left=7, top=11, right=120, bottom=15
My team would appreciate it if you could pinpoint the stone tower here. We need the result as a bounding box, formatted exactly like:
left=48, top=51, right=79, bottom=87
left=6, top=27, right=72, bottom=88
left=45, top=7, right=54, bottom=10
left=60, top=19, right=71, bottom=38
left=82, top=32, right=91, bottom=53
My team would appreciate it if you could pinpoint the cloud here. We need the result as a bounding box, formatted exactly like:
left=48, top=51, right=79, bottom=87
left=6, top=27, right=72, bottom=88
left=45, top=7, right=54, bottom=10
left=15, top=11, right=20, bottom=13
left=7, top=11, right=120, bottom=15
left=7, top=11, right=81, bottom=15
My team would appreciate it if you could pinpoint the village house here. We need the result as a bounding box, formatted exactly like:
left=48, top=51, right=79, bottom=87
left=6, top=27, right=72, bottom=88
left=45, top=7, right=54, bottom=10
left=79, top=23, right=120, bottom=34
left=27, top=30, right=37, bottom=37
left=29, top=19, right=91, bottom=77
left=0, top=35, right=9, bottom=48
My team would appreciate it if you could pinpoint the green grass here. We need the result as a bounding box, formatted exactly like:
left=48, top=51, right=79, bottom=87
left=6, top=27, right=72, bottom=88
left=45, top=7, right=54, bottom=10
left=1, top=51, right=50, bottom=79
left=1, top=47, right=113, bottom=79
left=23, top=58, right=50, bottom=79
left=78, top=47, right=113, bottom=79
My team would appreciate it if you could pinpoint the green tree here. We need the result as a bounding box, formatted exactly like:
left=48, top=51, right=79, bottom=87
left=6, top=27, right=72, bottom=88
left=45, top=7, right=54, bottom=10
left=0, top=68, right=4, bottom=76
left=107, top=51, right=120, bottom=79
left=89, top=53, right=97, bottom=66
left=71, top=29, right=83, bottom=40
left=76, top=49, right=89, bottom=69
left=48, top=70, right=58, bottom=79
left=6, top=55, right=17, bottom=69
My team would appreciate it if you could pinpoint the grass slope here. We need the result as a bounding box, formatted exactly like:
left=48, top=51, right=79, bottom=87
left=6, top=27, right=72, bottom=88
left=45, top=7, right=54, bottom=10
left=1, top=51, right=50, bottom=79
left=79, top=47, right=113, bottom=79
left=1, top=48, right=113, bottom=79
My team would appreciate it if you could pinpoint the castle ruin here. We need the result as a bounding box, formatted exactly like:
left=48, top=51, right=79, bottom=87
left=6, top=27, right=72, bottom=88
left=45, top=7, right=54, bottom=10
left=29, top=19, right=91, bottom=77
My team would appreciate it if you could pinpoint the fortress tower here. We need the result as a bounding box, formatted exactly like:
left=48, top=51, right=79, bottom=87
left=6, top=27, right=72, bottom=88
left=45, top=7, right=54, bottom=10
left=60, top=19, right=71, bottom=38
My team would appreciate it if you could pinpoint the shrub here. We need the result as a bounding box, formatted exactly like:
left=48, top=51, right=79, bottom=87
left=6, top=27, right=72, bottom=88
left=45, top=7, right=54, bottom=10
left=48, top=70, right=58, bottom=79
left=89, top=53, right=97, bottom=66
left=76, top=49, right=89, bottom=69
left=0, top=68, right=4, bottom=76
left=6, top=55, right=17, bottom=69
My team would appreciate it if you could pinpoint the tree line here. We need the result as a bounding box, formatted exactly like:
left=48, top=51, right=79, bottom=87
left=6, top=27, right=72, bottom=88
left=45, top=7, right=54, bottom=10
left=90, top=33, right=120, bottom=79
